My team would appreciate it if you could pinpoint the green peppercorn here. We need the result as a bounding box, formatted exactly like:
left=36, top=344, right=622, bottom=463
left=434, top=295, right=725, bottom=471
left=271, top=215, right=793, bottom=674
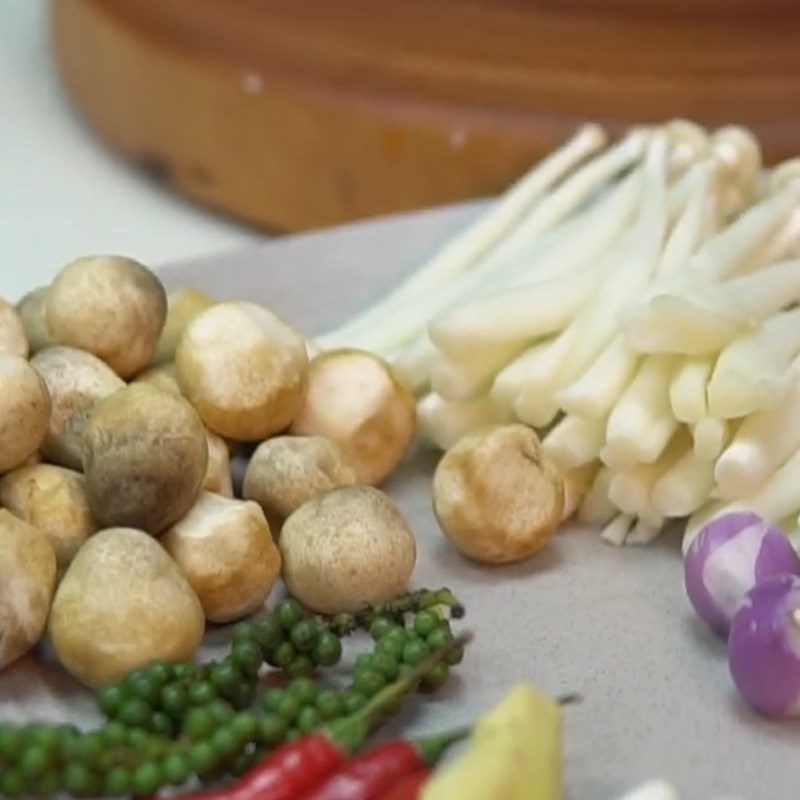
left=289, top=620, right=320, bottom=653
left=210, top=659, right=243, bottom=694
left=100, top=721, right=127, bottom=746
left=285, top=655, right=315, bottom=679
left=19, top=745, right=49, bottom=779
left=210, top=726, right=239, bottom=759
left=421, top=662, right=450, bottom=692
left=375, top=637, right=405, bottom=660
left=147, top=660, right=173, bottom=685
left=342, top=691, right=367, bottom=714
left=33, top=772, right=59, bottom=796
left=413, top=610, right=440, bottom=638
left=353, top=668, right=386, bottom=696
left=97, top=684, right=124, bottom=717
left=288, top=678, right=317, bottom=706
left=316, top=690, right=344, bottom=720
left=123, top=670, right=161, bottom=704
left=371, top=652, right=400, bottom=681
left=161, top=683, right=189, bottom=718
left=188, top=742, right=217, bottom=773
left=296, top=706, right=321, bottom=734
left=401, top=639, right=429, bottom=666
left=228, top=681, right=257, bottom=710
left=119, top=697, right=152, bottom=727
left=426, top=626, right=453, bottom=652
left=162, top=752, right=191, bottom=785
left=151, top=711, right=174, bottom=736
left=24, top=724, right=60, bottom=754
left=172, top=663, right=195, bottom=681
left=125, top=728, right=151, bottom=750
left=277, top=599, right=304, bottom=631
left=251, top=614, right=284, bottom=653
left=133, top=762, right=163, bottom=795
left=63, top=763, right=94, bottom=796
left=0, top=768, right=24, bottom=797
left=270, top=641, right=296, bottom=669
left=232, top=620, right=256, bottom=644
left=233, top=639, right=263, bottom=677
left=208, top=699, right=236, bottom=725
left=369, top=616, right=395, bottom=641
left=66, top=732, right=105, bottom=766
left=355, top=653, right=376, bottom=671
left=284, top=728, right=302, bottom=743
left=275, top=694, right=301, bottom=723
left=262, top=688, right=286, bottom=713
left=258, top=714, right=287, bottom=746
left=312, top=632, right=343, bottom=667
left=188, top=681, right=218, bottom=706
left=230, top=712, right=258, bottom=744
left=0, top=726, right=23, bottom=759
left=105, top=766, right=132, bottom=796
left=183, top=707, right=215, bottom=741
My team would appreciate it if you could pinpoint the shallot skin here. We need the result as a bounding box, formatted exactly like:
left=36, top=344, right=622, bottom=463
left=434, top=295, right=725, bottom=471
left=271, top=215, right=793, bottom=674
left=684, top=511, right=800, bottom=638
left=729, top=574, right=800, bottom=718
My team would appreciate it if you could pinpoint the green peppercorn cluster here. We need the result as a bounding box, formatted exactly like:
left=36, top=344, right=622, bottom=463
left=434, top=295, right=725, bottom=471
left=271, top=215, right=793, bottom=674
left=0, top=589, right=463, bottom=798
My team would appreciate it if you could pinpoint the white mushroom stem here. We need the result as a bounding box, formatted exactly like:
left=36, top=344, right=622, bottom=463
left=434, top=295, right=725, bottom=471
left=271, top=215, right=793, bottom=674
left=320, top=124, right=608, bottom=346
left=607, top=431, right=687, bottom=523
left=391, top=334, right=438, bottom=395
left=430, top=342, right=523, bottom=402
left=652, top=446, right=715, bottom=518
left=578, top=467, right=617, bottom=526
left=707, top=307, right=800, bottom=418
left=514, top=135, right=670, bottom=425
left=476, top=129, right=647, bottom=271
left=669, top=356, right=713, bottom=423
left=417, top=393, right=503, bottom=451
left=657, top=161, right=716, bottom=276
left=601, top=356, right=678, bottom=469
left=561, top=462, right=599, bottom=522
left=489, top=340, right=554, bottom=415
left=556, top=335, right=640, bottom=419
left=714, top=375, right=800, bottom=499
left=626, top=518, right=664, bottom=546
left=692, top=417, right=730, bottom=461
left=601, top=513, right=633, bottom=546
left=542, top=414, right=608, bottom=468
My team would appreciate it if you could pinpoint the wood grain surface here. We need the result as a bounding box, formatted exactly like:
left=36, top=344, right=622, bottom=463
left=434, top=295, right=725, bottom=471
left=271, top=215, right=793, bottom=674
left=53, top=0, right=800, bottom=231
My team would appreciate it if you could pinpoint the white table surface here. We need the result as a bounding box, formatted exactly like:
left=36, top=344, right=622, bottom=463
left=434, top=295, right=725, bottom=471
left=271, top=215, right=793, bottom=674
left=0, top=0, right=264, bottom=302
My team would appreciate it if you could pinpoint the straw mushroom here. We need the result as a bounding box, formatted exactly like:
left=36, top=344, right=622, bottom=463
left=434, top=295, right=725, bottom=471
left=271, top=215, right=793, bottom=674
left=0, top=464, right=95, bottom=569
left=0, top=297, right=28, bottom=357
left=0, top=355, right=51, bottom=474
left=150, top=287, right=215, bottom=366
left=133, top=362, right=183, bottom=396
left=31, top=346, right=125, bottom=469
left=202, top=430, right=234, bottom=497
left=46, top=255, right=167, bottom=378
left=176, top=302, right=308, bottom=441
left=162, top=492, right=281, bottom=623
left=16, top=287, right=54, bottom=354
left=280, top=485, right=416, bottom=613
left=243, top=435, right=357, bottom=531
left=0, top=510, right=57, bottom=670
left=48, top=528, right=204, bottom=686
left=82, top=384, right=208, bottom=534
left=289, top=349, right=416, bottom=485
left=433, top=424, right=565, bottom=564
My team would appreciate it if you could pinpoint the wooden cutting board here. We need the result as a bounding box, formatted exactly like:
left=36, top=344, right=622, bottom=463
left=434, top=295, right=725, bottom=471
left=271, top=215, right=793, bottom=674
left=53, top=0, right=800, bottom=231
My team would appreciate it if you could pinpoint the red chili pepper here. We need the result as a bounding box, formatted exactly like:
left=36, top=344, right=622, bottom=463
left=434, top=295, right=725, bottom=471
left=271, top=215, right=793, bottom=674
left=162, top=632, right=471, bottom=800
left=376, top=769, right=431, bottom=800
left=296, top=728, right=465, bottom=800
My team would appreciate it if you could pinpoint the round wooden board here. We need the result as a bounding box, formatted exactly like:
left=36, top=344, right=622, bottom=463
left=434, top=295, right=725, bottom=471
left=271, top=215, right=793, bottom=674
left=53, top=0, right=800, bottom=231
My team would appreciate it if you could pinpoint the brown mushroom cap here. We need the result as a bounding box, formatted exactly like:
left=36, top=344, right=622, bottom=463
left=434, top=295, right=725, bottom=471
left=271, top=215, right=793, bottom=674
left=432, top=424, right=565, bottom=564
left=289, top=349, right=416, bottom=485
left=0, top=355, right=51, bottom=474
left=82, top=383, right=208, bottom=534
left=46, top=255, right=167, bottom=378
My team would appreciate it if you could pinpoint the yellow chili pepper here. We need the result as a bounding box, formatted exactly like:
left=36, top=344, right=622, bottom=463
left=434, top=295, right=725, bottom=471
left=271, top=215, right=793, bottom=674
left=421, top=683, right=563, bottom=800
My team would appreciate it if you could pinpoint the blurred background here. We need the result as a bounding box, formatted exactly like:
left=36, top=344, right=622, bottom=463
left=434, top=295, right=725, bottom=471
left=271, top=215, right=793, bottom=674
left=3, top=0, right=798, bottom=298
left=0, top=1, right=259, bottom=300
